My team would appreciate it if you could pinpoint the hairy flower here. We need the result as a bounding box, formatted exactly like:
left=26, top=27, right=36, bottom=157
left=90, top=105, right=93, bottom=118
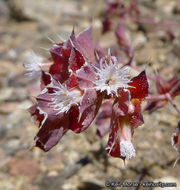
left=27, top=27, right=105, bottom=151
left=104, top=71, right=149, bottom=160
left=27, top=26, right=149, bottom=161
left=50, top=83, right=82, bottom=114
left=93, top=56, right=133, bottom=96
left=24, top=51, right=52, bottom=77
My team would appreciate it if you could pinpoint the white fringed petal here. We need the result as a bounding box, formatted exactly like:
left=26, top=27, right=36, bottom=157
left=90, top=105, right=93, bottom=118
left=50, top=83, right=81, bottom=115
left=24, top=51, right=50, bottom=77
left=93, top=56, right=133, bottom=96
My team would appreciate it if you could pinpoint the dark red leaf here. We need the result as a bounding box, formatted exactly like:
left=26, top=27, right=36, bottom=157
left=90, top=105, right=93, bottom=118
left=29, top=87, right=80, bottom=151
left=128, top=71, right=149, bottom=101
left=70, top=27, right=95, bottom=62
left=76, top=65, right=96, bottom=89
left=95, top=100, right=113, bottom=139
left=102, top=17, right=112, bottom=34
left=69, top=48, right=85, bottom=72
left=74, top=89, right=103, bottom=133
left=113, top=89, right=130, bottom=117
left=40, top=71, right=52, bottom=89
left=49, top=40, right=72, bottom=83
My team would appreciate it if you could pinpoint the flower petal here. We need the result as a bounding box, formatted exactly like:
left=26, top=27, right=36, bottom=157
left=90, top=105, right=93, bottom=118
left=70, top=27, right=95, bottom=62
left=76, top=65, right=96, bottom=89
left=69, top=48, right=85, bottom=72
left=113, top=89, right=130, bottom=117
left=66, top=74, right=78, bottom=89
left=95, top=100, right=113, bottom=139
left=29, top=87, right=79, bottom=151
left=41, top=71, right=53, bottom=89
left=115, top=23, right=128, bottom=48
left=72, top=89, right=103, bottom=133
left=49, top=41, right=72, bottom=83
left=128, top=71, right=149, bottom=101
left=106, top=114, right=122, bottom=158
left=130, top=98, right=144, bottom=128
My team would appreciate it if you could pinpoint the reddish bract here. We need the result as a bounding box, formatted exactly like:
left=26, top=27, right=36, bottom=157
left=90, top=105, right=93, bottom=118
left=28, top=26, right=149, bottom=161
left=94, top=71, right=148, bottom=159
left=145, top=74, right=180, bottom=111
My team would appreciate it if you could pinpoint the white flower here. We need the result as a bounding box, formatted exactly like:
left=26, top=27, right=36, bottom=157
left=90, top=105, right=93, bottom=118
left=50, top=83, right=81, bottom=115
left=24, top=51, right=51, bottom=77
left=119, top=124, right=136, bottom=159
left=93, top=56, right=133, bottom=96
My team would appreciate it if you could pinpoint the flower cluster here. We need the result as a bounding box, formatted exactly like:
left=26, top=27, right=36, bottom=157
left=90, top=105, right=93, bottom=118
left=26, top=27, right=149, bottom=160
left=101, top=0, right=180, bottom=163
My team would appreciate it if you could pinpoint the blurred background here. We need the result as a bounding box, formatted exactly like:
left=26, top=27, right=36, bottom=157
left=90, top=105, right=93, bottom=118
left=0, top=0, right=180, bottom=189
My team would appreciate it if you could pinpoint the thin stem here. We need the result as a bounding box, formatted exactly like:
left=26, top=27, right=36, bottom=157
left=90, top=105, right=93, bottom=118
left=170, top=80, right=180, bottom=95
left=145, top=94, right=166, bottom=101
left=166, top=93, right=180, bottom=115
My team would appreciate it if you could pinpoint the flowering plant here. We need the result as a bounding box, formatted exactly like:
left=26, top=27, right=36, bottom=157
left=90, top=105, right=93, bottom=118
left=25, top=0, right=180, bottom=164
left=25, top=27, right=149, bottom=160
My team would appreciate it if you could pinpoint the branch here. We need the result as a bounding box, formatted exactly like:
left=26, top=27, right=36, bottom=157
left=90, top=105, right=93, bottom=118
left=166, top=93, right=180, bottom=115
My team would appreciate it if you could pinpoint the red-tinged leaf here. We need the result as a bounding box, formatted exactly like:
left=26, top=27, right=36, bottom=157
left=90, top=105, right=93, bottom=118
left=172, top=121, right=180, bottom=156
left=68, top=106, right=82, bottom=133
left=76, top=65, right=96, bottom=89
left=66, top=74, right=78, bottom=89
left=94, top=43, right=107, bottom=61
left=95, top=100, right=113, bottom=139
left=106, top=114, right=122, bottom=158
left=130, top=99, right=144, bottom=128
left=29, top=105, right=45, bottom=126
left=69, top=48, right=85, bottom=72
left=49, top=41, right=72, bottom=83
left=113, top=89, right=130, bottom=117
left=30, top=91, right=68, bottom=151
left=40, top=71, right=52, bottom=89
left=72, top=89, right=103, bottom=133
left=105, top=0, right=120, bottom=15
left=107, top=139, right=121, bottom=157
left=155, top=75, right=179, bottom=94
left=34, top=110, right=69, bottom=151
left=145, top=75, right=179, bottom=112
left=172, top=83, right=180, bottom=97
left=144, top=99, right=167, bottom=112
left=29, top=87, right=80, bottom=151
left=128, top=0, right=140, bottom=16
left=166, top=76, right=180, bottom=97
left=70, top=27, right=95, bottom=62
left=115, top=23, right=128, bottom=47
left=128, top=71, right=149, bottom=101
left=102, top=17, right=112, bottom=34
left=29, top=103, right=69, bottom=151
left=168, top=76, right=180, bottom=89
left=80, top=89, right=97, bottom=114
left=155, top=75, right=169, bottom=94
